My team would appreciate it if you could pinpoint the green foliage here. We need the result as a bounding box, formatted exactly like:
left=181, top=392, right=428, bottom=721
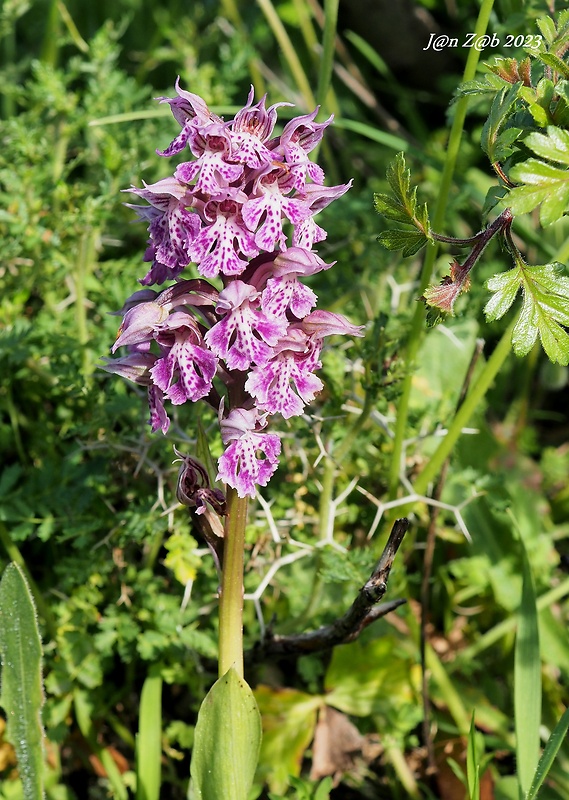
left=507, top=127, right=569, bottom=224
left=136, top=673, right=163, bottom=800
left=514, top=527, right=541, bottom=798
left=0, top=564, right=44, bottom=800
left=485, top=261, right=569, bottom=364
left=190, top=669, right=262, bottom=800
left=526, top=707, right=569, bottom=800
left=1, top=1, right=568, bottom=799
left=374, top=152, right=432, bottom=256
left=480, top=82, right=522, bottom=165
left=267, top=776, right=333, bottom=800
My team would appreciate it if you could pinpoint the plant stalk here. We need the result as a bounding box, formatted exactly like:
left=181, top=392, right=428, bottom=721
left=388, top=0, right=497, bottom=498
left=218, top=488, right=248, bottom=678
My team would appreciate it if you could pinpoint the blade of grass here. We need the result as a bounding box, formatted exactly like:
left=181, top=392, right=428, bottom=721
left=218, top=0, right=265, bottom=92
left=136, top=672, right=163, bottom=800
left=467, top=712, right=481, bottom=800
left=514, top=518, right=541, bottom=799
left=450, top=577, right=569, bottom=669
left=412, top=318, right=516, bottom=497
left=316, top=0, right=339, bottom=109
left=426, top=643, right=471, bottom=736
left=292, top=0, right=319, bottom=66
left=255, top=0, right=316, bottom=109
left=74, top=689, right=128, bottom=800
left=526, top=706, right=569, bottom=800
left=332, top=117, right=414, bottom=154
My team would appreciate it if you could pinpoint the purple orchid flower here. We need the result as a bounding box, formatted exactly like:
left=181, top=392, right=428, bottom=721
left=103, top=84, right=363, bottom=499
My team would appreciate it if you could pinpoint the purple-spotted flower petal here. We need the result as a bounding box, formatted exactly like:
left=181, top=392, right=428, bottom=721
left=243, top=170, right=311, bottom=251
left=205, top=281, right=285, bottom=370
left=126, top=177, right=199, bottom=284
left=189, top=193, right=259, bottom=278
left=245, top=330, right=323, bottom=419
left=175, top=123, right=243, bottom=194
left=274, top=109, right=334, bottom=189
left=217, top=408, right=281, bottom=498
left=148, top=385, right=170, bottom=433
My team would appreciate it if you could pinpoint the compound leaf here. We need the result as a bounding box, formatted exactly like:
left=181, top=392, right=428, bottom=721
left=535, top=51, right=569, bottom=80
left=485, top=262, right=569, bottom=364
left=375, top=152, right=431, bottom=255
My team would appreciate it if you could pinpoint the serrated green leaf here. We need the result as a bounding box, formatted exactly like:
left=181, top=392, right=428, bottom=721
left=525, top=126, right=569, bottom=165
left=492, top=126, right=523, bottom=162
left=536, top=51, right=569, bottom=80
left=527, top=102, right=552, bottom=127
left=536, top=15, right=557, bottom=44
left=507, top=158, right=569, bottom=223
left=456, top=72, right=507, bottom=99
left=416, top=202, right=430, bottom=234
left=190, top=668, right=262, bottom=800
left=0, top=563, right=45, bottom=800
left=484, top=268, right=521, bottom=321
left=481, top=83, right=521, bottom=161
left=373, top=193, right=411, bottom=224
left=385, top=152, right=415, bottom=216
left=485, top=262, right=569, bottom=364
left=377, top=228, right=428, bottom=256
left=376, top=153, right=431, bottom=252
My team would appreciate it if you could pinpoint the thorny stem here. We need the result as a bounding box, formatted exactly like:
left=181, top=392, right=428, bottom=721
left=318, top=391, right=375, bottom=542
left=251, top=518, right=409, bottom=660
left=218, top=488, right=248, bottom=678
left=387, top=0, right=497, bottom=499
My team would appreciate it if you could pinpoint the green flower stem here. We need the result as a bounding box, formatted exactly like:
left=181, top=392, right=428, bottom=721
left=218, top=488, right=249, bottom=679
left=388, top=0, right=497, bottom=499
left=413, top=317, right=515, bottom=498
